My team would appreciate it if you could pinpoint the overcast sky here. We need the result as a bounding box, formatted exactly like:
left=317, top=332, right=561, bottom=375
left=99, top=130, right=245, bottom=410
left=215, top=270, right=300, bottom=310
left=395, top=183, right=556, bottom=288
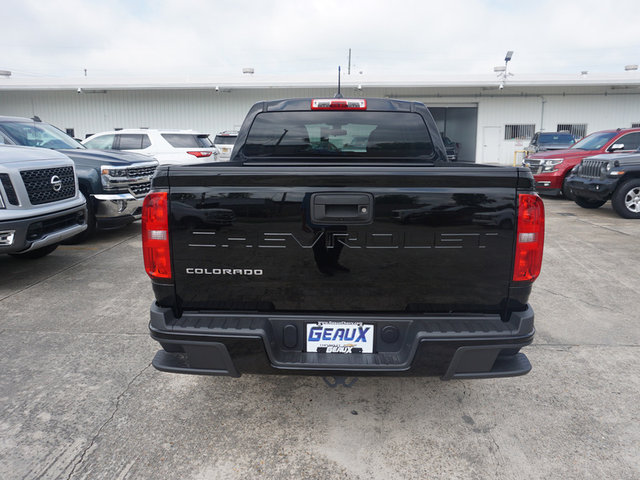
left=2, top=0, right=640, bottom=80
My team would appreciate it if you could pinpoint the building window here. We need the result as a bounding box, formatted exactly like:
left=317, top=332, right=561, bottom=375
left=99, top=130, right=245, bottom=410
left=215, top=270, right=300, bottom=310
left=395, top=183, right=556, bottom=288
left=505, top=124, right=535, bottom=140
left=632, top=123, right=640, bottom=128
left=557, top=123, right=587, bottom=138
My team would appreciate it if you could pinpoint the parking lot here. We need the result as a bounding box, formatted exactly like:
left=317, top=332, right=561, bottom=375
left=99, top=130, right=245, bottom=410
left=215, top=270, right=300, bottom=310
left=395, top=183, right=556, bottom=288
left=1, top=197, right=638, bottom=480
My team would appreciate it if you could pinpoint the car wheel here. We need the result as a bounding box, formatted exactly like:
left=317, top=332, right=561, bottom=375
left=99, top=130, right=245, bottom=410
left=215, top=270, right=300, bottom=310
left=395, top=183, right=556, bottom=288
left=562, top=178, right=575, bottom=201
left=611, top=178, right=640, bottom=219
left=62, top=191, right=96, bottom=244
left=9, top=243, right=58, bottom=259
left=574, top=196, right=606, bottom=209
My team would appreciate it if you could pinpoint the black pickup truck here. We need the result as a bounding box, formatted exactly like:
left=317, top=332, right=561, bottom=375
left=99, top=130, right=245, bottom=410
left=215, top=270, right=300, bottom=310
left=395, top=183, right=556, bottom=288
left=143, top=98, right=545, bottom=380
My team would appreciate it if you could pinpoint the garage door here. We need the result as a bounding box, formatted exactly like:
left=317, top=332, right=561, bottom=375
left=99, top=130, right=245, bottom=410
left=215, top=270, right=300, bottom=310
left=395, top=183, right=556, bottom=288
left=426, top=105, right=478, bottom=163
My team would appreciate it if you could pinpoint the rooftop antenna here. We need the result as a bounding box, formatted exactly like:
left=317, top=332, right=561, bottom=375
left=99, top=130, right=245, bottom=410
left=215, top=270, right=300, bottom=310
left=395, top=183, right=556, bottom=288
left=334, top=66, right=343, bottom=98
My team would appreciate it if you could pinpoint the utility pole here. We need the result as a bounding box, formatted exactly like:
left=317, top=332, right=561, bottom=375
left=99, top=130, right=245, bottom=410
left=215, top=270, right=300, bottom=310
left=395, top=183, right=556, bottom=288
left=348, top=48, right=351, bottom=75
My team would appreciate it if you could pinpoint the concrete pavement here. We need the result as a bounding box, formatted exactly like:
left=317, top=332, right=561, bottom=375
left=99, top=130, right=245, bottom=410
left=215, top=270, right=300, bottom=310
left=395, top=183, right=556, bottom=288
left=1, top=199, right=638, bottom=479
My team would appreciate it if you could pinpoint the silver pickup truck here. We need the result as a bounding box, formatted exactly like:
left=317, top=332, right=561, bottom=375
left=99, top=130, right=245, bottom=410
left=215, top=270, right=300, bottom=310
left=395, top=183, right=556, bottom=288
left=0, top=145, right=87, bottom=258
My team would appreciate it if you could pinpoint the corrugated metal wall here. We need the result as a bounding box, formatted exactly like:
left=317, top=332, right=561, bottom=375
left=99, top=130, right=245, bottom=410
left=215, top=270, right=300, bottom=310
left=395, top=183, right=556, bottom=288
left=2, top=87, right=639, bottom=164
left=0, top=87, right=342, bottom=139
left=475, top=93, right=640, bottom=164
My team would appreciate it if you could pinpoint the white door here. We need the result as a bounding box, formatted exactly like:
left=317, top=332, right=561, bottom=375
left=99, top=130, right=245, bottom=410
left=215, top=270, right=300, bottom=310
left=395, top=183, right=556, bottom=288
left=482, top=126, right=501, bottom=164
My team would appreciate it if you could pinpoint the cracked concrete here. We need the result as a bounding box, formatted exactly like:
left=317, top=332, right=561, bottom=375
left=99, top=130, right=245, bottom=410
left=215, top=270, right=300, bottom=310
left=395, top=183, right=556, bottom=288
left=1, top=199, right=639, bottom=479
left=66, top=363, right=152, bottom=480
left=537, top=287, right=622, bottom=314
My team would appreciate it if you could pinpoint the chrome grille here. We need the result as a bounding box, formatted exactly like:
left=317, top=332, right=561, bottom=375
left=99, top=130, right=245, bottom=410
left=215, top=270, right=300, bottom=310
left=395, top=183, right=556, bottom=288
left=580, top=159, right=607, bottom=178
left=524, top=159, right=544, bottom=174
left=130, top=182, right=151, bottom=196
left=20, top=167, right=76, bottom=205
left=127, top=166, right=156, bottom=178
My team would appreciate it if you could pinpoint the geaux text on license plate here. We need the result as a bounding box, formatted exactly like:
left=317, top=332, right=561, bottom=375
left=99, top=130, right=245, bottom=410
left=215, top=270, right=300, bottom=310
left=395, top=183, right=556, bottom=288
left=306, top=322, right=374, bottom=353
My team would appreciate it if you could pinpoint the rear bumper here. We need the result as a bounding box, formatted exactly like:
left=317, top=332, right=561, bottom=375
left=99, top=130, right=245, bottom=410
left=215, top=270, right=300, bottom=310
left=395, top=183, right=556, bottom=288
left=149, top=303, right=535, bottom=380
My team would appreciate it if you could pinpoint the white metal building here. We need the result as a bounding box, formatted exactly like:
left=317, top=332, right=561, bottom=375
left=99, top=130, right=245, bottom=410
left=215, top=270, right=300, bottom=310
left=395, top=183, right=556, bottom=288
left=1, top=72, right=640, bottom=164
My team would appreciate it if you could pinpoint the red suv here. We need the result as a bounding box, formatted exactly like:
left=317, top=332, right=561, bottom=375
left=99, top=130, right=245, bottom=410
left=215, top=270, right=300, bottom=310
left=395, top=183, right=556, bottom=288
left=525, top=128, right=640, bottom=197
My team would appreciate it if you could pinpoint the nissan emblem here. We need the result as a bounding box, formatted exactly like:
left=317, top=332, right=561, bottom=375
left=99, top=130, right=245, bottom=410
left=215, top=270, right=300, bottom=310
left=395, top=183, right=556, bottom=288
left=50, top=175, right=62, bottom=192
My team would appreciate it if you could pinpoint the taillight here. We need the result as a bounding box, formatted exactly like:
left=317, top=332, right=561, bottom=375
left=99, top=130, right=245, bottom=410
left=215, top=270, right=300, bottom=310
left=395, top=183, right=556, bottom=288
left=513, top=193, right=545, bottom=282
left=187, top=151, right=213, bottom=158
left=142, top=192, right=171, bottom=280
left=311, top=99, right=367, bottom=110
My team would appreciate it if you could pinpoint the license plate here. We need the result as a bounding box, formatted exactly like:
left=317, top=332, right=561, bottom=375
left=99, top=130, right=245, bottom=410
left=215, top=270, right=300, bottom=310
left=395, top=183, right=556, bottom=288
left=306, top=322, right=374, bottom=353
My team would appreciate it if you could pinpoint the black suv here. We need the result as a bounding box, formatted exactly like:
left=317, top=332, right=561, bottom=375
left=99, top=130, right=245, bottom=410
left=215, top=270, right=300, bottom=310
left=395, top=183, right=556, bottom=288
left=565, top=150, right=640, bottom=218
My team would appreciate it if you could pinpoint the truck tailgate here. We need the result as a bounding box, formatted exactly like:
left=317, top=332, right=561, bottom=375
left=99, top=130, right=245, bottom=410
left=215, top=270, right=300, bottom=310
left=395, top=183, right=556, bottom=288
left=166, top=165, right=519, bottom=314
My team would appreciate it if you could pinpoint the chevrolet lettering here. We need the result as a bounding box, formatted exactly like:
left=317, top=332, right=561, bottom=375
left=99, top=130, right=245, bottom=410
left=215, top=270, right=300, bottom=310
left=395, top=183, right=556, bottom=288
left=143, top=97, right=544, bottom=381
left=188, top=230, right=501, bottom=250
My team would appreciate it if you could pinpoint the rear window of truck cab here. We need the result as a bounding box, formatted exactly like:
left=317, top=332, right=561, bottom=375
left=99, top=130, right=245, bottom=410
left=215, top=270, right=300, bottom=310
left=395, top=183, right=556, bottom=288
left=242, top=111, right=435, bottom=160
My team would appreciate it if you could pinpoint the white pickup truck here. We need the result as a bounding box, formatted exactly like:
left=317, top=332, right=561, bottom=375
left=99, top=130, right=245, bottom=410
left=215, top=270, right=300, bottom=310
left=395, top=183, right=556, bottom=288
left=0, top=145, right=87, bottom=258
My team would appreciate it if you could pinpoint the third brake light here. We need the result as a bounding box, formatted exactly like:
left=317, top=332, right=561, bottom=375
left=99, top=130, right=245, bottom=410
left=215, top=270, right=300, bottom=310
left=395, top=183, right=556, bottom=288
left=311, top=99, right=367, bottom=110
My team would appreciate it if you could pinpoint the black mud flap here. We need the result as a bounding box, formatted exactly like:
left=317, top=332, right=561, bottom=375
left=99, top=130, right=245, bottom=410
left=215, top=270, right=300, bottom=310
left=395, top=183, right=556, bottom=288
left=152, top=341, right=240, bottom=377
left=442, top=345, right=531, bottom=380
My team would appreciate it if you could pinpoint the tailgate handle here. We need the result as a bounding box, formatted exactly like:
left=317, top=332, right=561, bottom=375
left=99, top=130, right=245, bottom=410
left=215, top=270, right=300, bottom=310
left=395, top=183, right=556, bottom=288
left=310, top=193, right=373, bottom=224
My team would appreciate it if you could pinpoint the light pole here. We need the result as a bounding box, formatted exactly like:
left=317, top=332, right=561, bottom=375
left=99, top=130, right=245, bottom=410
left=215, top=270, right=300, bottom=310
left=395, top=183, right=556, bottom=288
left=494, top=50, right=514, bottom=89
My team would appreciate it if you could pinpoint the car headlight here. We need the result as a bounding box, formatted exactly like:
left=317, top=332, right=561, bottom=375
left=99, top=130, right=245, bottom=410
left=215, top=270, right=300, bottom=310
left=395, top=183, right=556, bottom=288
left=542, top=159, right=563, bottom=172
left=101, top=165, right=130, bottom=189
left=101, top=166, right=127, bottom=177
left=605, top=160, right=624, bottom=176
